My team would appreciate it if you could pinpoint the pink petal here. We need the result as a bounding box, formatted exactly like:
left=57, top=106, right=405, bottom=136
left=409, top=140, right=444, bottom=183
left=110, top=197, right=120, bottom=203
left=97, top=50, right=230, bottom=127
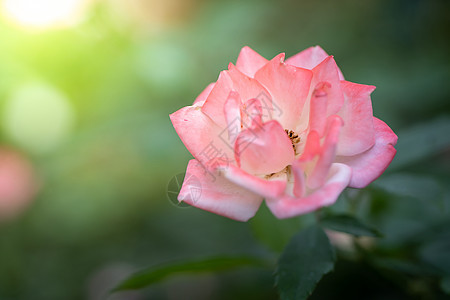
left=286, top=46, right=345, bottom=79
left=266, top=163, right=352, bottom=219
left=170, top=106, right=234, bottom=168
left=235, top=46, right=268, bottom=78
left=193, top=82, right=215, bottom=106
left=223, top=91, right=243, bottom=146
left=219, top=164, right=287, bottom=199
left=337, top=81, right=376, bottom=156
left=296, top=56, right=345, bottom=133
left=336, top=117, right=398, bottom=188
left=306, top=116, right=343, bottom=190
left=222, top=94, right=267, bottom=149
left=312, top=56, right=345, bottom=116
left=201, top=71, right=233, bottom=128
left=235, top=120, right=295, bottom=175
left=254, top=54, right=313, bottom=130
left=299, top=130, right=321, bottom=162
left=224, top=92, right=242, bottom=121
left=291, top=159, right=307, bottom=197
left=227, top=64, right=272, bottom=107
left=179, top=160, right=263, bottom=221
left=307, top=82, right=330, bottom=136
left=285, top=46, right=328, bottom=69
left=241, top=97, right=264, bottom=128
left=200, top=63, right=272, bottom=129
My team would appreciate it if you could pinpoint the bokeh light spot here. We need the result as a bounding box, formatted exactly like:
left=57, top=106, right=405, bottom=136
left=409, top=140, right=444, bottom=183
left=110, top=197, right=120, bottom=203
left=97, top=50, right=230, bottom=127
left=1, top=0, right=87, bottom=29
left=3, top=82, right=75, bottom=154
left=136, top=41, right=193, bottom=89
left=0, top=148, right=37, bottom=221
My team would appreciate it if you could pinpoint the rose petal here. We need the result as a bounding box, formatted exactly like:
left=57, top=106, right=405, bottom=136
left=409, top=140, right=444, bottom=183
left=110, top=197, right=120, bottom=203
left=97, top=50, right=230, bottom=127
left=235, top=120, right=295, bottom=175
left=286, top=46, right=344, bottom=79
left=336, top=117, right=398, bottom=188
left=223, top=91, right=242, bottom=145
left=241, top=97, right=264, bottom=128
left=179, top=160, right=263, bottom=221
left=307, top=82, right=330, bottom=136
left=219, top=164, right=287, bottom=198
left=201, top=71, right=233, bottom=128
left=227, top=64, right=272, bottom=106
left=170, top=106, right=234, bottom=168
left=336, top=81, right=376, bottom=156
left=285, top=46, right=328, bottom=69
left=254, top=53, right=313, bottom=130
left=299, top=130, right=321, bottom=163
left=291, top=159, right=307, bottom=198
left=312, top=56, right=345, bottom=116
left=307, top=116, right=343, bottom=190
left=266, top=163, right=352, bottom=219
left=235, top=46, right=268, bottom=78
left=193, top=82, right=215, bottom=106
left=296, top=56, right=345, bottom=133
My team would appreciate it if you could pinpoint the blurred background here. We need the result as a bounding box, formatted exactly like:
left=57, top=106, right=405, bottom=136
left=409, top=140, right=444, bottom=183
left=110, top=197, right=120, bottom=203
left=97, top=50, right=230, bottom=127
left=0, top=0, right=449, bottom=299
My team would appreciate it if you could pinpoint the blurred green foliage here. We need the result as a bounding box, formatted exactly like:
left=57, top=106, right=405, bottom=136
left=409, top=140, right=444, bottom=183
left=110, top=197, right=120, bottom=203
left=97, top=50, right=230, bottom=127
left=0, top=0, right=449, bottom=299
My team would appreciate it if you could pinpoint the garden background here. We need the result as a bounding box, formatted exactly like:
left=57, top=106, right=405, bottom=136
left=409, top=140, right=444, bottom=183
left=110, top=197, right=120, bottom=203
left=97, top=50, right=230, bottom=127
left=0, top=0, right=449, bottom=299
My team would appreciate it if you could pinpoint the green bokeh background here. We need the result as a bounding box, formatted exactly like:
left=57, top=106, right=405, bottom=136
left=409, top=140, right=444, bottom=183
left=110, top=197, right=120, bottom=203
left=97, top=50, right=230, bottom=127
left=0, top=0, right=449, bottom=299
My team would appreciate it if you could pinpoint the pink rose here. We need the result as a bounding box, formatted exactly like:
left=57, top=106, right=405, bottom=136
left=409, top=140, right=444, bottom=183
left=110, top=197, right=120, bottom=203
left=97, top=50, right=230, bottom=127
left=170, top=46, right=397, bottom=221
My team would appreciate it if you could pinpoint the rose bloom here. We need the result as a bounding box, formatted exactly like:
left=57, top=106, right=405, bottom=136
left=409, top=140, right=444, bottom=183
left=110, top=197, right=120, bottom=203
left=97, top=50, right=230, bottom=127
left=170, top=46, right=397, bottom=221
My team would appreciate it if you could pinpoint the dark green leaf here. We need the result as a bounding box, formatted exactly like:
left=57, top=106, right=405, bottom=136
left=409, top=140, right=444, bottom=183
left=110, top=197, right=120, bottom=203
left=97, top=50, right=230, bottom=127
left=250, top=202, right=305, bottom=252
left=275, top=225, right=336, bottom=300
left=113, top=256, right=270, bottom=291
left=321, top=214, right=382, bottom=237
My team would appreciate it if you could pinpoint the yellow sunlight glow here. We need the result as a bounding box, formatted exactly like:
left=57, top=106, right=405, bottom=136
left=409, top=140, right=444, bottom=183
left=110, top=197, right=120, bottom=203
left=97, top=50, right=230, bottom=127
left=2, top=0, right=86, bottom=29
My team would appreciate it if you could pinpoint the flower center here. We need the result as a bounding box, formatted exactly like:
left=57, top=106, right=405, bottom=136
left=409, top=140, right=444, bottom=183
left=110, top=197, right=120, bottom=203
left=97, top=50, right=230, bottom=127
left=285, top=129, right=300, bottom=154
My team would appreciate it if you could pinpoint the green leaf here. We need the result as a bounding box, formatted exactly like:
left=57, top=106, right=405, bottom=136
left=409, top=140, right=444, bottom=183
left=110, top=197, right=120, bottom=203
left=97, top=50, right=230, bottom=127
left=321, top=214, right=382, bottom=237
left=275, top=225, right=336, bottom=300
left=389, top=116, right=450, bottom=170
left=250, top=202, right=305, bottom=252
left=113, top=256, right=270, bottom=292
